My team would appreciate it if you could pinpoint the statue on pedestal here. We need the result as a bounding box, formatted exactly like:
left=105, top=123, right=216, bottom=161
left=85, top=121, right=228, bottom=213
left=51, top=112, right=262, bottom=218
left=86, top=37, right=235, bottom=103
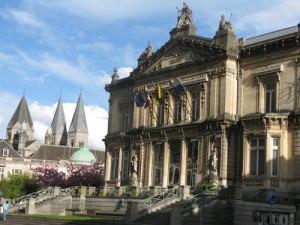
left=208, top=148, right=218, bottom=184
left=130, top=154, right=138, bottom=186
left=176, top=2, right=193, bottom=28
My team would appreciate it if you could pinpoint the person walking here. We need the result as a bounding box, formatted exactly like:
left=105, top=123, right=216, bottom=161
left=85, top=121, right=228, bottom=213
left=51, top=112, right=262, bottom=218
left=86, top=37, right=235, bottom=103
left=3, top=201, right=9, bottom=220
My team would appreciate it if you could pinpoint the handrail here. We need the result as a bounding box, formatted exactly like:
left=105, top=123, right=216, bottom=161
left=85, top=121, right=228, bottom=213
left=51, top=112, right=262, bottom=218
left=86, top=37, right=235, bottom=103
left=12, top=187, right=54, bottom=206
left=180, top=188, right=219, bottom=212
left=138, top=186, right=181, bottom=213
left=10, top=186, right=76, bottom=210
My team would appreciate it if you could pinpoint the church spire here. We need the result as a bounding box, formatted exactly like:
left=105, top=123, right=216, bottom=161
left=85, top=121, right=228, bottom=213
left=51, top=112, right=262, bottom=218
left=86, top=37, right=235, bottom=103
left=68, top=92, right=88, bottom=147
left=7, top=96, right=34, bottom=150
left=45, top=96, right=68, bottom=146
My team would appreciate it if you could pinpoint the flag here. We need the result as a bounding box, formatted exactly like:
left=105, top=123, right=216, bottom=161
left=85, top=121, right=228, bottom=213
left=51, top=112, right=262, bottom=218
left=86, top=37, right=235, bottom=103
left=135, top=92, right=146, bottom=107
left=144, top=92, right=152, bottom=109
left=172, top=78, right=186, bottom=95
left=156, top=83, right=164, bottom=103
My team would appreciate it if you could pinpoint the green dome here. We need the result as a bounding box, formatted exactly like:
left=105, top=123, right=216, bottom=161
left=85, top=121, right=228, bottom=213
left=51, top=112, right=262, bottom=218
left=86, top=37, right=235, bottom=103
left=71, top=147, right=96, bottom=162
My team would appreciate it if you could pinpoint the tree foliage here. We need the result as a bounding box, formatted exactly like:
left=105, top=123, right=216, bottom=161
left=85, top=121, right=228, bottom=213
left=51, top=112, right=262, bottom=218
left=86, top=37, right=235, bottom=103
left=0, top=173, right=39, bottom=199
left=32, top=165, right=67, bottom=188
left=32, top=162, right=104, bottom=188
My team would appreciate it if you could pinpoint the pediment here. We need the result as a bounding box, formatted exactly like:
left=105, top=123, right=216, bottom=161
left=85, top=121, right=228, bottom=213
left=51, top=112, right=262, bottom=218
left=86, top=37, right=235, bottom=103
left=130, top=36, right=226, bottom=79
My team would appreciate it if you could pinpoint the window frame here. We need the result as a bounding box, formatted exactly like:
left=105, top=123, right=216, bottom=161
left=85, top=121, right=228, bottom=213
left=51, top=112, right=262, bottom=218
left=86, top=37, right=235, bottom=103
left=249, top=138, right=265, bottom=176
left=173, top=96, right=181, bottom=124
left=110, top=151, right=119, bottom=180
left=191, top=92, right=200, bottom=121
left=271, top=137, right=280, bottom=177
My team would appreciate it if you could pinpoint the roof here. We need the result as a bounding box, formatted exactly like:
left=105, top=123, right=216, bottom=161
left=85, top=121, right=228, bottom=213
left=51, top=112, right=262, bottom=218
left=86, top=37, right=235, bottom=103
left=30, top=144, right=104, bottom=162
left=244, top=26, right=298, bottom=46
left=69, top=92, right=88, bottom=133
left=7, top=96, right=33, bottom=129
left=0, top=140, right=22, bottom=158
left=70, top=146, right=96, bottom=162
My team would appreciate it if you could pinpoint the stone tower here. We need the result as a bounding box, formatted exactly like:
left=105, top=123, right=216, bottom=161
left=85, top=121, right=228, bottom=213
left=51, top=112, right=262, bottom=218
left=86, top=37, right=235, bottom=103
left=45, top=96, right=68, bottom=146
left=67, top=92, right=89, bottom=147
left=7, top=96, right=34, bottom=151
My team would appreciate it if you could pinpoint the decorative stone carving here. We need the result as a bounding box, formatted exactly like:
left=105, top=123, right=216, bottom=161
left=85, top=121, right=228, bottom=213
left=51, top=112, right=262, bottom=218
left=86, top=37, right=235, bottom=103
left=218, top=15, right=232, bottom=30
left=111, top=67, right=119, bottom=83
left=176, top=2, right=193, bottom=28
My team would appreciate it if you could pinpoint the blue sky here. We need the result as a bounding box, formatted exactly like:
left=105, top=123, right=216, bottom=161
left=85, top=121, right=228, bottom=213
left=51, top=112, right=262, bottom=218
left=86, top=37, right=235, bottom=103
left=0, top=0, right=299, bottom=150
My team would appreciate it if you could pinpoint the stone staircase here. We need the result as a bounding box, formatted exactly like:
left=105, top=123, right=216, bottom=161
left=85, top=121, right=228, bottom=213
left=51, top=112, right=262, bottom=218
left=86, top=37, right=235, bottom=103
left=133, top=200, right=178, bottom=225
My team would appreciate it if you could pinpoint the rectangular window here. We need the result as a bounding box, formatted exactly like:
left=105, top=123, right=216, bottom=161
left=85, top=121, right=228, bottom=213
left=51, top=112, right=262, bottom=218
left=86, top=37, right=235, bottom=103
left=272, top=138, right=279, bottom=176
left=154, top=143, right=164, bottom=186
left=2, top=149, right=8, bottom=157
left=12, top=169, right=22, bottom=174
left=110, top=152, right=119, bottom=180
left=157, top=104, right=164, bottom=126
left=154, top=144, right=164, bottom=164
left=170, top=141, right=180, bottom=164
left=250, top=138, right=265, bottom=176
left=122, top=151, right=129, bottom=180
left=265, top=82, right=276, bottom=113
left=188, top=140, right=198, bottom=164
left=124, top=108, right=131, bottom=132
left=174, top=96, right=181, bottom=124
left=192, top=92, right=200, bottom=121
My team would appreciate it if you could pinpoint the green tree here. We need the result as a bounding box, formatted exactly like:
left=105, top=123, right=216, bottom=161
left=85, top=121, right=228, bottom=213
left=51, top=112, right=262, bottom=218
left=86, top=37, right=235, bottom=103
left=0, top=173, right=39, bottom=199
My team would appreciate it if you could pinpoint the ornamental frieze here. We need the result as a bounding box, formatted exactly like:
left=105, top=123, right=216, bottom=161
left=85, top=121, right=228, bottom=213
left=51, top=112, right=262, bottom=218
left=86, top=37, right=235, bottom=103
left=252, top=64, right=284, bottom=76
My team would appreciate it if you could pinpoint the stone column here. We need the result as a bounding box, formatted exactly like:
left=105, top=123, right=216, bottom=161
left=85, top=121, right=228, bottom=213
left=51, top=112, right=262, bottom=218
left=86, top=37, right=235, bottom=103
left=117, top=148, right=122, bottom=186
left=180, top=185, right=190, bottom=200
left=26, top=198, right=36, bottom=214
left=104, top=151, right=112, bottom=183
left=295, top=57, right=300, bottom=112
left=179, top=138, right=187, bottom=185
left=144, top=142, right=153, bottom=186
left=220, top=126, right=228, bottom=186
left=162, top=141, right=170, bottom=188
left=138, top=142, right=145, bottom=187
left=78, top=186, right=86, bottom=211
left=125, top=201, right=139, bottom=223
left=197, top=137, right=204, bottom=183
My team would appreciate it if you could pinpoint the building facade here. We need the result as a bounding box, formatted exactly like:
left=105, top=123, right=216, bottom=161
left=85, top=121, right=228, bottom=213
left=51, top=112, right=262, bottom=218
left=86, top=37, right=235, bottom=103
left=104, top=3, right=300, bottom=194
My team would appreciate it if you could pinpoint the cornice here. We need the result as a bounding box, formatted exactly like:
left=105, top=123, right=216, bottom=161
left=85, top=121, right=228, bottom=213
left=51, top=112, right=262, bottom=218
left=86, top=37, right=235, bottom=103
left=240, top=34, right=300, bottom=58
left=130, top=36, right=228, bottom=79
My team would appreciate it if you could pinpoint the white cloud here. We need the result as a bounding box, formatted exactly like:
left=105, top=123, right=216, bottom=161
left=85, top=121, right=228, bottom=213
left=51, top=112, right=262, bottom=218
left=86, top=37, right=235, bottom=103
left=9, top=9, right=46, bottom=29
left=0, top=93, right=21, bottom=139
left=96, top=67, right=133, bottom=87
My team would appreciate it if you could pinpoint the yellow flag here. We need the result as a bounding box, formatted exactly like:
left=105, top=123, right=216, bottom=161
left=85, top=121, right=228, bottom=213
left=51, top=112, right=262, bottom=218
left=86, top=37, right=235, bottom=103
left=156, top=83, right=164, bottom=103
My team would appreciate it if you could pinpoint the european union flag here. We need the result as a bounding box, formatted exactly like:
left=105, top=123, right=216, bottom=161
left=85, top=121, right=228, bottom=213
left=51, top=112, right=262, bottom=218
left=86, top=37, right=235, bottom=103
left=135, top=92, right=146, bottom=107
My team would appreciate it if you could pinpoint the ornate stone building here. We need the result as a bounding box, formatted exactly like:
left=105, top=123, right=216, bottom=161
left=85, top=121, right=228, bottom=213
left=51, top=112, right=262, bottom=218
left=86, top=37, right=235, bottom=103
left=104, top=3, right=300, bottom=195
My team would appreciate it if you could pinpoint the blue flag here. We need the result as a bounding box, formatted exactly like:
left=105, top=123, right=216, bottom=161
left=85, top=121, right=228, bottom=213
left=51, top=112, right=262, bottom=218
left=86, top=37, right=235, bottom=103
left=172, top=78, right=186, bottom=95
left=135, top=92, right=146, bottom=107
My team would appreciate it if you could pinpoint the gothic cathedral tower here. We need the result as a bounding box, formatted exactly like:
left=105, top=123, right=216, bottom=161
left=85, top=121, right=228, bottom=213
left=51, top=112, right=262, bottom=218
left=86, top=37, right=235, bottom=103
left=45, top=96, right=68, bottom=145
left=7, top=96, right=34, bottom=151
left=67, top=92, right=89, bottom=147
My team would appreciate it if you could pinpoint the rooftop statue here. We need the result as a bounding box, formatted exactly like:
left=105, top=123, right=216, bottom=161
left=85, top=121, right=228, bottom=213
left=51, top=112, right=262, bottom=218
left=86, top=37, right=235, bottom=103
left=138, top=41, right=153, bottom=61
left=176, top=2, right=193, bottom=28
left=219, top=14, right=232, bottom=30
